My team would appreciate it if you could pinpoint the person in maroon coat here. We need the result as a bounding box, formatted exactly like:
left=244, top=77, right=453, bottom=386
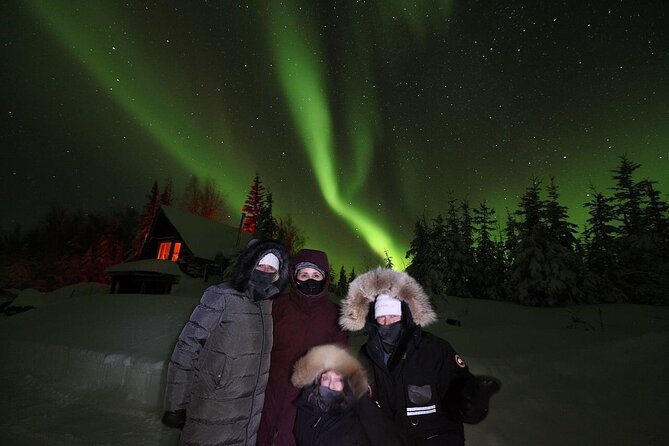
left=257, top=249, right=349, bottom=446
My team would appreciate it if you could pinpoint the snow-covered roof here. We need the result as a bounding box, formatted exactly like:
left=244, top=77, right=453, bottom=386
left=105, top=259, right=182, bottom=276
left=159, top=205, right=250, bottom=260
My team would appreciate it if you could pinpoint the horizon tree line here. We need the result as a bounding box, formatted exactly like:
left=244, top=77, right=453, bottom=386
left=402, top=154, right=668, bottom=306
left=1, top=155, right=666, bottom=306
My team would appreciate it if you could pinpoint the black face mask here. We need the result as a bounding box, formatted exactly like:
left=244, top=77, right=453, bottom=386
left=249, top=270, right=279, bottom=301
left=296, top=278, right=325, bottom=296
left=377, top=320, right=403, bottom=353
left=315, top=386, right=345, bottom=412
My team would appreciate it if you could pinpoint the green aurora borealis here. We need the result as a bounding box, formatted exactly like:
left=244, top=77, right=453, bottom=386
left=2, top=0, right=668, bottom=271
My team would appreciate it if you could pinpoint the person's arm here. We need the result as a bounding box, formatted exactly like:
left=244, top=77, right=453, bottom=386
left=163, top=286, right=227, bottom=425
left=454, top=374, right=501, bottom=423
left=440, top=340, right=500, bottom=424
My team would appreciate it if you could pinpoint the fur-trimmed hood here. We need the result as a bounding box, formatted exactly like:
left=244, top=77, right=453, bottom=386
left=232, top=238, right=290, bottom=293
left=291, top=344, right=368, bottom=399
left=339, top=267, right=437, bottom=331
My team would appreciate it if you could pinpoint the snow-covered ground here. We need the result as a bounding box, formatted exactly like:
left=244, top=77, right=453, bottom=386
left=1, top=280, right=668, bottom=445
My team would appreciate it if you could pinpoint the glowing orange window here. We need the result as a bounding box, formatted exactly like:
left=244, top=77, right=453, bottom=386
left=157, top=242, right=171, bottom=260
left=171, top=242, right=182, bottom=261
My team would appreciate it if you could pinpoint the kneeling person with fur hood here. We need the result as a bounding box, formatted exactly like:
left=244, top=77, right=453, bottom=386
left=339, top=268, right=501, bottom=446
left=291, top=344, right=407, bottom=446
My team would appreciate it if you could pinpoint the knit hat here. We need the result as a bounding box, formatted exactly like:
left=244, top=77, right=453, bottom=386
left=294, top=261, right=325, bottom=277
left=374, top=293, right=402, bottom=318
left=258, top=253, right=280, bottom=271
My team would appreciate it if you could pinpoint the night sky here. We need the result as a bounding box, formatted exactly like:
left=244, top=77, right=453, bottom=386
left=2, top=0, right=668, bottom=271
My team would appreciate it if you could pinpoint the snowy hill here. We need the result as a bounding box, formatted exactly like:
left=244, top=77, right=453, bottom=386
left=1, top=283, right=667, bottom=445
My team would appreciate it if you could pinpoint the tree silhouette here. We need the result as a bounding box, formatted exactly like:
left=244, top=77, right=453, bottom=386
left=473, top=201, right=504, bottom=300
left=275, top=214, right=305, bottom=255
left=256, top=192, right=278, bottom=239
left=383, top=250, right=394, bottom=269
left=337, top=265, right=348, bottom=296
left=198, top=178, right=225, bottom=220
left=241, top=174, right=266, bottom=234
left=348, top=267, right=357, bottom=284
left=506, top=178, right=581, bottom=306
left=181, top=176, right=201, bottom=215
left=583, top=188, right=622, bottom=302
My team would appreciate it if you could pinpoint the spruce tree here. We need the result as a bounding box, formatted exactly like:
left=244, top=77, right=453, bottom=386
left=507, top=177, right=580, bottom=306
left=544, top=177, right=578, bottom=249
left=256, top=192, right=278, bottom=239
left=641, top=180, right=669, bottom=238
left=503, top=209, right=519, bottom=267
left=383, top=250, right=394, bottom=269
left=337, top=265, right=348, bottom=296
left=405, top=214, right=435, bottom=292
left=457, top=200, right=477, bottom=298
left=440, top=197, right=465, bottom=297
left=635, top=180, right=669, bottom=304
left=473, top=201, right=503, bottom=300
left=241, top=174, right=266, bottom=234
left=160, top=177, right=174, bottom=205
left=583, top=189, right=622, bottom=302
left=610, top=154, right=644, bottom=237
left=542, top=178, right=583, bottom=302
left=507, top=179, right=547, bottom=305
left=431, top=213, right=451, bottom=295
left=132, top=181, right=161, bottom=259
left=609, top=156, right=659, bottom=303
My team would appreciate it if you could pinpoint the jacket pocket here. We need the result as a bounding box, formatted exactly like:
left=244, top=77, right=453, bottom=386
left=193, top=352, right=230, bottom=397
left=407, top=384, right=433, bottom=405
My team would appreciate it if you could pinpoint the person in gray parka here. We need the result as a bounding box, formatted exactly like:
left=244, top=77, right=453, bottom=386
left=162, top=238, right=290, bottom=445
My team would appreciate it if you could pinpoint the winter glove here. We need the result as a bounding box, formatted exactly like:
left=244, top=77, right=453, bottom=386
left=161, top=409, right=186, bottom=429
left=459, top=375, right=501, bottom=424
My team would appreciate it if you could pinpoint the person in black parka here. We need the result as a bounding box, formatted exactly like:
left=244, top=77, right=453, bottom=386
left=339, top=267, right=501, bottom=446
left=291, top=344, right=407, bottom=446
left=162, top=238, right=290, bottom=446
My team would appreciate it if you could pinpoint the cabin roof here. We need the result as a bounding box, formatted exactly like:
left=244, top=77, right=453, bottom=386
left=158, top=205, right=249, bottom=260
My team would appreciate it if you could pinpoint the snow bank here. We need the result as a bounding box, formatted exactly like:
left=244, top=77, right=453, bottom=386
left=0, top=291, right=199, bottom=410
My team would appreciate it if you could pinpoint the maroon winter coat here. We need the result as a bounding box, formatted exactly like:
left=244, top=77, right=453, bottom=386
left=257, top=249, right=349, bottom=446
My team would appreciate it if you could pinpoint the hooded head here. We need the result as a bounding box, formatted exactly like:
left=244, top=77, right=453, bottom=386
left=232, top=238, right=290, bottom=300
left=257, top=252, right=280, bottom=273
left=338, top=267, right=437, bottom=332
left=290, top=249, right=331, bottom=297
left=291, top=344, right=368, bottom=399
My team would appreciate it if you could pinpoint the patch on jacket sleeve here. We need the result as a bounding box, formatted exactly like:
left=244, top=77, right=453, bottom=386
left=455, top=354, right=466, bottom=368
left=407, top=384, right=432, bottom=405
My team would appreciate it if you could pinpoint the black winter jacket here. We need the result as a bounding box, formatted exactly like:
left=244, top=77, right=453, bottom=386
left=339, top=268, right=491, bottom=446
left=359, top=325, right=475, bottom=446
left=294, top=385, right=406, bottom=446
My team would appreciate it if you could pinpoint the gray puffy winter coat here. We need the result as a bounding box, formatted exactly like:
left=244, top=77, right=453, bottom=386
left=164, top=239, right=289, bottom=446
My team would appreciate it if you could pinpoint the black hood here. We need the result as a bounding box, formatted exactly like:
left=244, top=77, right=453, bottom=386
left=231, top=238, right=290, bottom=293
